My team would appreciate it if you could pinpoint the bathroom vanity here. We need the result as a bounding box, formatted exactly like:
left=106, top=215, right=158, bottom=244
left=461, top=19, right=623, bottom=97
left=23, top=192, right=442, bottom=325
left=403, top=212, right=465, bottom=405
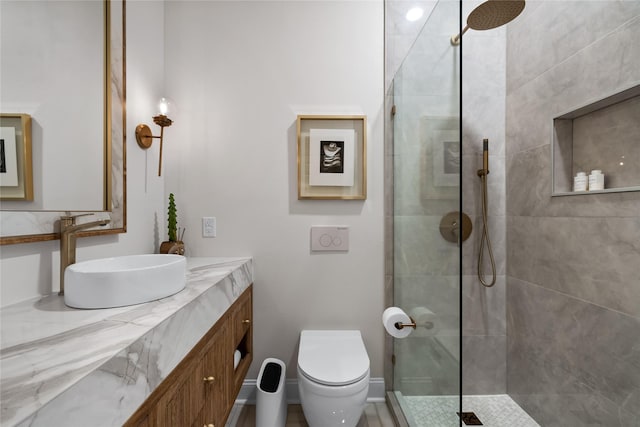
left=0, top=257, right=253, bottom=427
left=125, top=279, right=252, bottom=427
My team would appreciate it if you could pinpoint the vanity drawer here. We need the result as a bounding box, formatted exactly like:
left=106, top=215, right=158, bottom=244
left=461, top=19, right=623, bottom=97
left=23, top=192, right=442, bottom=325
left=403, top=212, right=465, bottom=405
left=154, top=354, right=206, bottom=427
left=202, top=322, right=231, bottom=427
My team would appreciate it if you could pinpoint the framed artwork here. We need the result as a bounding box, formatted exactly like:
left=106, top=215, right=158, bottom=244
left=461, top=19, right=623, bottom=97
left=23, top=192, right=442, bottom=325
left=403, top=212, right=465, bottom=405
left=297, top=115, right=366, bottom=200
left=432, top=129, right=460, bottom=187
left=0, top=114, right=33, bottom=201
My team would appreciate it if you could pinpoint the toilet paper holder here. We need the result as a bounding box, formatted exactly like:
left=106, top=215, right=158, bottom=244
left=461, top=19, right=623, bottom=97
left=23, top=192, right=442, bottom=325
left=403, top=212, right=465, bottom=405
left=394, top=316, right=417, bottom=330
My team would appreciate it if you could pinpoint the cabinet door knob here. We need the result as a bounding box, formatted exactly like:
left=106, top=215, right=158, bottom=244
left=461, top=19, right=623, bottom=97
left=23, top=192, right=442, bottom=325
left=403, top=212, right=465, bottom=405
left=203, top=376, right=215, bottom=383
left=242, top=319, right=251, bottom=324
left=204, top=424, right=215, bottom=427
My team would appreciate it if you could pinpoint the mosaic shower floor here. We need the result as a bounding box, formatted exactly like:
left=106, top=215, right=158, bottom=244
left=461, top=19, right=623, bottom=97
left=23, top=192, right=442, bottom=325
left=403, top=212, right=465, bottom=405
left=399, top=394, right=540, bottom=427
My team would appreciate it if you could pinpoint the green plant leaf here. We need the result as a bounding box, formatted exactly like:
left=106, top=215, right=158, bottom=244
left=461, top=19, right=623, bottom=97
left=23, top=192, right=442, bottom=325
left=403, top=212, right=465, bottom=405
left=168, top=193, right=177, bottom=242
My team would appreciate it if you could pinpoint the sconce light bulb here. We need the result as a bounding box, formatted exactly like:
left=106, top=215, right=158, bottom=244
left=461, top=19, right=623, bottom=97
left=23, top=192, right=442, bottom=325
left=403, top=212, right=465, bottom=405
left=158, top=97, right=172, bottom=116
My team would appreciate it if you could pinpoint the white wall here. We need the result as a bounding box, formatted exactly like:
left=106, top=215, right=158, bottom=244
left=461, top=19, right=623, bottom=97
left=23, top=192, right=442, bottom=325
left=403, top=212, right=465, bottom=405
left=0, top=1, right=167, bottom=306
left=163, top=0, right=385, bottom=379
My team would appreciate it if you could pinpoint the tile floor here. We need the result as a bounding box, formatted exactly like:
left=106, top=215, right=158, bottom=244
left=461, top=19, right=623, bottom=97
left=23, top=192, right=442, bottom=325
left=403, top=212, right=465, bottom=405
left=226, top=395, right=539, bottom=427
left=401, top=394, right=540, bottom=427
left=226, top=403, right=396, bottom=427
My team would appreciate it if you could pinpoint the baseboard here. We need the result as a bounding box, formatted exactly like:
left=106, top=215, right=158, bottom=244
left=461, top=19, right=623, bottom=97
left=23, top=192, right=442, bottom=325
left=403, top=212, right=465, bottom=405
left=236, top=378, right=385, bottom=405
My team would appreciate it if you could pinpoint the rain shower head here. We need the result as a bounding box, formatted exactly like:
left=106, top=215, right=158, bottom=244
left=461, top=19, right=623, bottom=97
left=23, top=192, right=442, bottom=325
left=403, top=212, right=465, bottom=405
left=451, top=0, right=525, bottom=46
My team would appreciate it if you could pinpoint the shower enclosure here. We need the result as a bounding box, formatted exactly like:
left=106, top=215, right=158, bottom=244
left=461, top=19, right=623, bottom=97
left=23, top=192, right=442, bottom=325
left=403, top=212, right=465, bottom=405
left=387, top=0, right=640, bottom=425
left=385, top=0, right=535, bottom=425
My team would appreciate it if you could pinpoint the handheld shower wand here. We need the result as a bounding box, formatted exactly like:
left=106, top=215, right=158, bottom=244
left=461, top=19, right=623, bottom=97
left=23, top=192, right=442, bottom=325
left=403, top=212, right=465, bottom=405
left=480, top=138, right=489, bottom=175
left=477, top=139, right=496, bottom=287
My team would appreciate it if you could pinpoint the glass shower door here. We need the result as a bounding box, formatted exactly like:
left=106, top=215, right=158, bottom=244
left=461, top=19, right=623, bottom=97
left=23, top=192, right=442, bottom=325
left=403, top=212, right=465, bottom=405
left=391, top=0, right=461, bottom=424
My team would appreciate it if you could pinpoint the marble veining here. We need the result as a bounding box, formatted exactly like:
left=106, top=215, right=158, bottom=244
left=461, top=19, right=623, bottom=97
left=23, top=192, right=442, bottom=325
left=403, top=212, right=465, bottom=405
left=0, top=257, right=253, bottom=427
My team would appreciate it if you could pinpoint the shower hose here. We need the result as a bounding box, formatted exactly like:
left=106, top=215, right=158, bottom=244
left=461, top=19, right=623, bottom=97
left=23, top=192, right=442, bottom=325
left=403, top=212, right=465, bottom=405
left=478, top=172, right=497, bottom=287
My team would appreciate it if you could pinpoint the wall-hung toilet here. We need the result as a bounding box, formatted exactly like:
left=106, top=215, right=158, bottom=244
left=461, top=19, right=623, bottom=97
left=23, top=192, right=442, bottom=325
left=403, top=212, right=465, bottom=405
left=297, top=330, right=370, bottom=427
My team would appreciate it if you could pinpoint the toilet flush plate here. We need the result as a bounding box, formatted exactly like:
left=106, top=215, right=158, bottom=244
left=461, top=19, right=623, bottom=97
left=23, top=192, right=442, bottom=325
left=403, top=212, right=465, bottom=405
left=310, top=226, right=349, bottom=252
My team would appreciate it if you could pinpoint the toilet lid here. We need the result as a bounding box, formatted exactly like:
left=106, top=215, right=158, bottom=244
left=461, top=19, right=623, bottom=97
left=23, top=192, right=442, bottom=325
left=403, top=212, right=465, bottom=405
left=298, top=330, right=370, bottom=386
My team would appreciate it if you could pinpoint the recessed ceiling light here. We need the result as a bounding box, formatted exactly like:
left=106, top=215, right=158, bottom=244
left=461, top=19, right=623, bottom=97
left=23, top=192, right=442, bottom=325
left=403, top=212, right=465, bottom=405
left=406, top=7, right=424, bottom=22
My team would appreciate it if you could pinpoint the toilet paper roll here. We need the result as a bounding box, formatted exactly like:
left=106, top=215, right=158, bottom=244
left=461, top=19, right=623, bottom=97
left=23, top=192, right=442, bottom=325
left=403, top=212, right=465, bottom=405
left=234, top=350, right=242, bottom=370
left=382, top=307, right=413, bottom=338
left=409, top=306, right=439, bottom=336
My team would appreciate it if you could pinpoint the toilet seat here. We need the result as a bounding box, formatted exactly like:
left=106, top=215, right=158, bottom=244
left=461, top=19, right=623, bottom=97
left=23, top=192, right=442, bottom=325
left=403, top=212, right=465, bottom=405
left=298, top=330, right=369, bottom=386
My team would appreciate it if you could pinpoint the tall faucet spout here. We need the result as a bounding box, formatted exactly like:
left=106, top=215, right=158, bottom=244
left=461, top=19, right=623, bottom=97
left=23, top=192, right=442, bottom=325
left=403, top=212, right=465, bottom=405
left=59, top=215, right=110, bottom=296
left=63, top=219, right=110, bottom=234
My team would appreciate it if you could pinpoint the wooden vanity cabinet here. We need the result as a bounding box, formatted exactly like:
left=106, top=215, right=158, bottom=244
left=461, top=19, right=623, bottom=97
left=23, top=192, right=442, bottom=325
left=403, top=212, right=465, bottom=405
left=125, top=286, right=253, bottom=427
left=231, top=289, right=253, bottom=397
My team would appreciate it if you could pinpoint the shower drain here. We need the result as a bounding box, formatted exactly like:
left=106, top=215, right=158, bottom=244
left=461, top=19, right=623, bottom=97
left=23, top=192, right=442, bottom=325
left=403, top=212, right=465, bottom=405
left=457, top=411, right=483, bottom=425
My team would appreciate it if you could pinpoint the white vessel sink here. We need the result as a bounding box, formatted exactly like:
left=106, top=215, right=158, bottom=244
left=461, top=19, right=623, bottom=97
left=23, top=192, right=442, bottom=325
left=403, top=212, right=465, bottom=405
left=64, top=254, right=187, bottom=309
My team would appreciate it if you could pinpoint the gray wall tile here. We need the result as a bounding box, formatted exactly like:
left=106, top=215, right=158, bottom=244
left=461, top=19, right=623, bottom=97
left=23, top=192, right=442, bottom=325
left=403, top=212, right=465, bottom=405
left=507, top=278, right=640, bottom=425
left=462, top=275, right=506, bottom=337
left=463, top=335, right=507, bottom=395
left=506, top=3, right=640, bottom=424
left=507, top=1, right=640, bottom=93
left=507, top=215, right=640, bottom=318
left=507, top=16, right=640, bottom=157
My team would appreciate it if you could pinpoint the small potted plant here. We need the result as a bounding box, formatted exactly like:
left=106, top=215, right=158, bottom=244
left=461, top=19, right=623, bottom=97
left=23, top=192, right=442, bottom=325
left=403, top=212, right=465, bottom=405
left=160, top=193, right=185, bottom=255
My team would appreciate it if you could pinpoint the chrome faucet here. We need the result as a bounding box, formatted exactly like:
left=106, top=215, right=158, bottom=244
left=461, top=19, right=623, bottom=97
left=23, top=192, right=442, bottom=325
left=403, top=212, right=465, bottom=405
left=59, top=214, right=110, bottom=295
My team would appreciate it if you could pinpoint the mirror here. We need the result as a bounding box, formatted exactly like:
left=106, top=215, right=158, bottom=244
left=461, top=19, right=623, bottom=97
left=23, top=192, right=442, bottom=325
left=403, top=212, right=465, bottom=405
left=0, top=0, right=126, bottom=244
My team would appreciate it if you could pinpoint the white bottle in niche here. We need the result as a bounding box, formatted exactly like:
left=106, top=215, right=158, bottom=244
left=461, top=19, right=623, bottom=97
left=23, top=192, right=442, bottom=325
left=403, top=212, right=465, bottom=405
left=589, top=170, right=605, bottom=191
left=574, top=171, right=588, bottom=192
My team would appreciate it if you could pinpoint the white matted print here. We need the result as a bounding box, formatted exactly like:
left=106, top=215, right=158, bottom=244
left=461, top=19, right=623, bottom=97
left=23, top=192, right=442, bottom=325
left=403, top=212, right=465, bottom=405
left=0, top=127, right=19, bottom=187
left=309, top=128, right=355, bottom=187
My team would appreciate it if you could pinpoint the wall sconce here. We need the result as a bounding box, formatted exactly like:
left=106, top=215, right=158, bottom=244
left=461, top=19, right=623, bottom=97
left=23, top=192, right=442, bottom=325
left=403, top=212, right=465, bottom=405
left=136, top=98, right=174, bottom=176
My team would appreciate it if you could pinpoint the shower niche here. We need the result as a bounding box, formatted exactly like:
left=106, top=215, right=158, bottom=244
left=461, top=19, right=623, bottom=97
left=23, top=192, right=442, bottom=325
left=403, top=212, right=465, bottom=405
left=552, top=83, right=640, bottom=196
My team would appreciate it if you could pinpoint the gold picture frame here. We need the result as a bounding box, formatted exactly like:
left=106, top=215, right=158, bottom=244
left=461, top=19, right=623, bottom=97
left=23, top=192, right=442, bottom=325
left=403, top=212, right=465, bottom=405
left=0, top=113, right=33, bottom=201
left=297, top=115, right=367, bottom=200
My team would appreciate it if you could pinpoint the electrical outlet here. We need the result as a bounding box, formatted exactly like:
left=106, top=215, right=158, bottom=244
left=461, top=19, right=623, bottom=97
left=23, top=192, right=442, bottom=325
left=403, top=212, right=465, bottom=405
left=202, top=217, right=216, bottom=237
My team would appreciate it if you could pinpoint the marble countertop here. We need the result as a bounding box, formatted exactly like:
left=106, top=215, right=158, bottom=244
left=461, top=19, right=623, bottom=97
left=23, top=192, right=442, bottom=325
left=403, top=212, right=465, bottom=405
left=0, top=257, right=253, bottom=427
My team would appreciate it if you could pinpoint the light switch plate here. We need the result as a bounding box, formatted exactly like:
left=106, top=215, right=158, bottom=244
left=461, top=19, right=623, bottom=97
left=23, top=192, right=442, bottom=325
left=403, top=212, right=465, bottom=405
left=310, top=226, right=349, bottom=252
left=202, top=217, right=216, bottom=237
